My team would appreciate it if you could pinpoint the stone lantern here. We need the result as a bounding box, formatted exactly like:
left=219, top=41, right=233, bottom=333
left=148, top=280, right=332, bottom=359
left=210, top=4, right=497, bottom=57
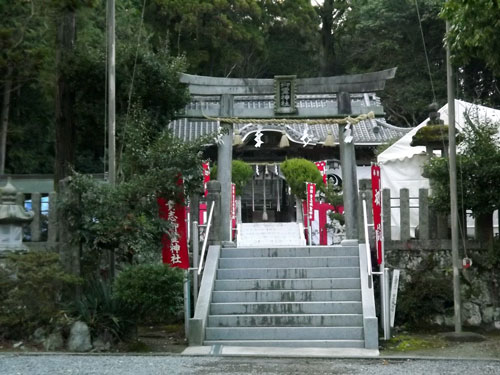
left=411, top=102, right=450, bottom=157
left=0, top=179, right=34, bottom=253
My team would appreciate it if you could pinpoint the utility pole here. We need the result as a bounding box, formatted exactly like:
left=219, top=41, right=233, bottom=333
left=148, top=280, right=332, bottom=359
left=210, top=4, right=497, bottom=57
left=107, top=0, right=116, bottom=279
left=107, top=0, right=116, bottom=186
left=446, top=20, right=462, bottom=333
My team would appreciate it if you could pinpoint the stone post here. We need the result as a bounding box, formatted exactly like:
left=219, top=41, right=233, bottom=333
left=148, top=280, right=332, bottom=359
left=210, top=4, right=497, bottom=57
left=418, top=188, right=430, bottom=240
left=217, top=94, right=233, bottom=242
left=30, top=192, right=41, bottom=242
left=429, top=207, right=438, bottom=239
left=48, top=191, right=58, bottom=244
left=338, top=91, right=359, bottom=239
left=206, top=180, right=221, bottom=245
left=437, top=214, right=449, bottom=239
left=400, top=188, right=410, bottom=241
left=382, top=188, right=392, bottom=242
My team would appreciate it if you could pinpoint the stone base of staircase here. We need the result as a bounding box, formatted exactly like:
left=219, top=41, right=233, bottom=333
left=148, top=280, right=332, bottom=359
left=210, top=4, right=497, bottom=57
left=182, top=345, right=379, bottom=358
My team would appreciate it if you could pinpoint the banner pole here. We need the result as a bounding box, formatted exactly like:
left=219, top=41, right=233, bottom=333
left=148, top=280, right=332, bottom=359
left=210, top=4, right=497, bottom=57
left=192, top=221, right=199, bottom=305
left=183, top=270, right=190, bottom=337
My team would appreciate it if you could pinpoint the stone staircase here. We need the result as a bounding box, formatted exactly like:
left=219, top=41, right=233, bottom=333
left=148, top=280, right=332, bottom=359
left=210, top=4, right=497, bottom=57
left=203, top=243, right=374, bottom=348
left=237, top=222, right=306, bottom=247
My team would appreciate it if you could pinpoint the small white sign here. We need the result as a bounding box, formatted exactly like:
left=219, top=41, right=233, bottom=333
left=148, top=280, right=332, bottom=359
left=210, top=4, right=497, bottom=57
left=390, top=269, right=400, bottom=328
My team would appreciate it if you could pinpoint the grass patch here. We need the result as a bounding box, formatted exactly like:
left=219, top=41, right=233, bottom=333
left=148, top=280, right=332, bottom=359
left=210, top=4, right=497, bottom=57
left=163, top=324, right=184, bottom=335
left=382, top=334, right=448, bottom=352
left=125, top=340, right=151, bottom=352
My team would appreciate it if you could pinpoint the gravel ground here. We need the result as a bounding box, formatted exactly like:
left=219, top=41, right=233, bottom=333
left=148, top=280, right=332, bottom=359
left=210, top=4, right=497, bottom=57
left=0, top=355, right=499, bottom=375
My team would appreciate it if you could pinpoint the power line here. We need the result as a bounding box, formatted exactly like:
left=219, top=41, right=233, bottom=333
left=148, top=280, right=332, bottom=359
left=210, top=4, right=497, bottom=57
left=415, top=0, right=437, bottom=104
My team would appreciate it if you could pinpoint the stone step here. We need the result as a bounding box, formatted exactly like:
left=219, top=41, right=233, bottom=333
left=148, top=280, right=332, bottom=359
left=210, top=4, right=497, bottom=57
left=238, top=238, right=306, bottom=247
left=211, top=289, right=361, bottom=303
left=210, top=301, right=362, bottom=315
left=217, top=267, right=360, bottom=280
left=214, top=278, right=361, bottom=291
left=204, top=327, right=364, bottom=341
left=208, top=313, right=363, bottom=327
left=238, top=223, right=305, bottom=247
left=221, top=246, right=358, bottom=258
left=203, top=339, right=365, bottom=348
left=218, top=256, right=359, bottom=269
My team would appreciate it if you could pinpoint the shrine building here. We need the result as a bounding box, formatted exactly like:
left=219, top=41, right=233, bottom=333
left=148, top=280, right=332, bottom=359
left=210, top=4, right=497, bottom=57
left=167, top=69, right=410, bottom=229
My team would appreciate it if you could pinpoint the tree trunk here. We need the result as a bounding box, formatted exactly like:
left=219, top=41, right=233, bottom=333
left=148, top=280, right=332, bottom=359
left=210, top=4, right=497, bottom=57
left=54, top=9, right=76, bottom=189
left=319, top=0, right=336, bottom=76
left=0, top=66, right=13, bottom=175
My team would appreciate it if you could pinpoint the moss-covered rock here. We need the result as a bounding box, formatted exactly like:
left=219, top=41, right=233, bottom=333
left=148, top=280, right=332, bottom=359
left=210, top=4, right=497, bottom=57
left=411, top=125, right=450, bottom=147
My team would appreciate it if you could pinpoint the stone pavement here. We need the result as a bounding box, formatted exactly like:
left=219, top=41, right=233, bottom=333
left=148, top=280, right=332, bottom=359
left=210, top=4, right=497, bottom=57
left=0, top=354, right=499, bottom=375
left=182, top=345, right=380, bottom=358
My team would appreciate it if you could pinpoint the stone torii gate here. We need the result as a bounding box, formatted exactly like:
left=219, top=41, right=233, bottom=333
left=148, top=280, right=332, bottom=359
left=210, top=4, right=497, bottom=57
left=180, top=69, right=397, bottom=242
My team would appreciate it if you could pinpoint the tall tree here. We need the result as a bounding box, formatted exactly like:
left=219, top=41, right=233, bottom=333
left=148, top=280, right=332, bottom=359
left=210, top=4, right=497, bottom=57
left=340, top=0, right=447, bottom=126
left=441, top=0, right=500, bottom=109
left=52, top=0, right=98, bottom=185
left=62, top=0, right=189, bottom=175
left=424, top=115, right=500, bottom=250
left=145, top=0, right=320, bottom=78
left=0, top=0, right=49, bottom=174
left=316, top=0, right=349, bottom=76
left=441, top=0, right=500, bottom=77
left=54, top=4, right=77, bottom=186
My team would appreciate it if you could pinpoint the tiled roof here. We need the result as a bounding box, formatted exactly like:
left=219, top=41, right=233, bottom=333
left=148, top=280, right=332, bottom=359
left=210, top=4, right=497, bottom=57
left=168, top=94, right=410, bottom=146
left=167, top=118, right=409, bottom=146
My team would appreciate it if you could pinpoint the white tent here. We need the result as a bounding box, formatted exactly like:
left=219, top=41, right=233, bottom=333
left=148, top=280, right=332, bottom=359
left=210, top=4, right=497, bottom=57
left=377, top=99, right=500, bottom=239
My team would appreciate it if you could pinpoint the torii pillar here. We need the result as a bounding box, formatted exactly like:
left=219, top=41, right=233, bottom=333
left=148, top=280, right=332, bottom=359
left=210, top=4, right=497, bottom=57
left=217, top=94, right=233, bottom=242
left=338, top=91, right=359, bottom=239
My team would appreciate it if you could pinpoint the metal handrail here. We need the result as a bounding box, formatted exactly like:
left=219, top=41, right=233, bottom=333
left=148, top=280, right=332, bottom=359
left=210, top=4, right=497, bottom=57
left=362, top=197, right=373, bottom=287
left=198, top=201, right=215, bottom=275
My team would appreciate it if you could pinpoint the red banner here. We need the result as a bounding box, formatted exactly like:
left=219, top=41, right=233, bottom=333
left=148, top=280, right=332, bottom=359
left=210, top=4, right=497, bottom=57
left=314, top=160, right=327, bottom=186
left=202, top=161, right=210, bottom=197
left=371, top=164, right=383, bottom=265
left=158, top=178, right=189, bottom=269
left=306, top=182, right=316, bottom=221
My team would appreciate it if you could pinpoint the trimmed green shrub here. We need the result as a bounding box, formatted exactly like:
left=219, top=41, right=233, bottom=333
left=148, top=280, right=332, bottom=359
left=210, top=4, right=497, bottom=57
left=210, top=160, right=254, bottom=195
left=231, top=160, right=254, bottom=196
left=280, top=158, right=323, bottom=199
left=0, top=252, right=80, bottom=339
left=113, top=264, right=184, bottom=323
